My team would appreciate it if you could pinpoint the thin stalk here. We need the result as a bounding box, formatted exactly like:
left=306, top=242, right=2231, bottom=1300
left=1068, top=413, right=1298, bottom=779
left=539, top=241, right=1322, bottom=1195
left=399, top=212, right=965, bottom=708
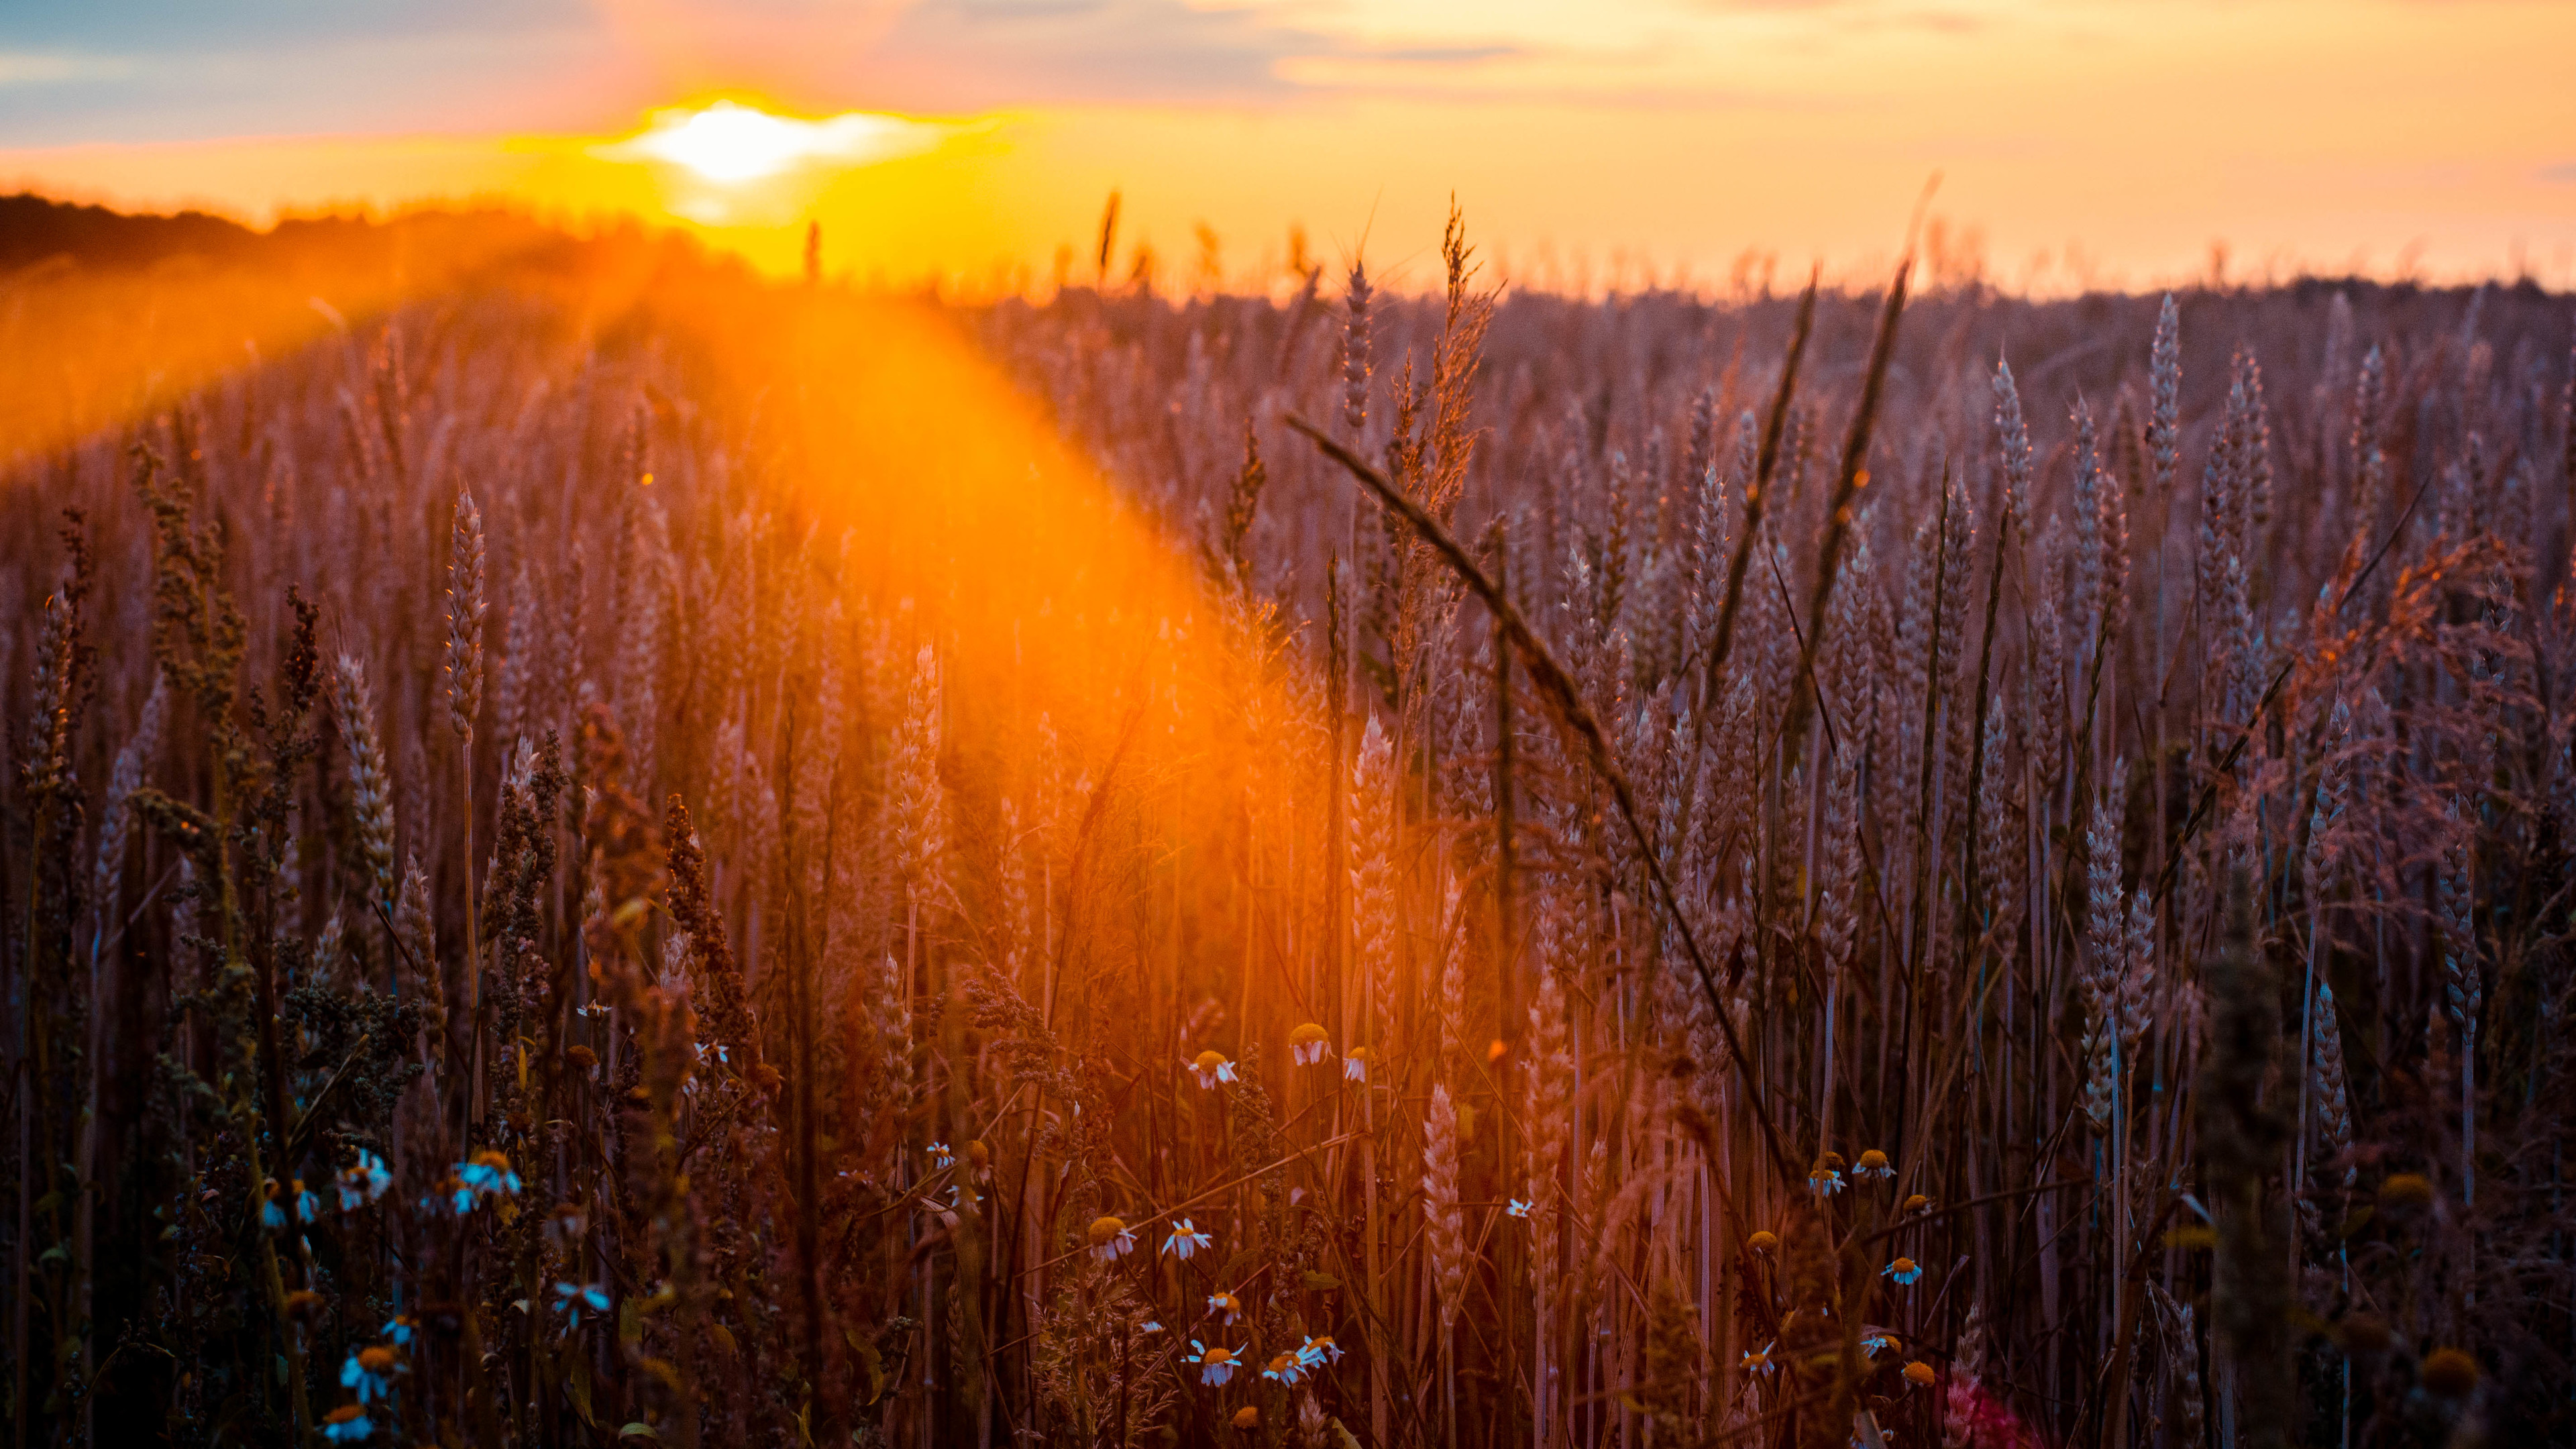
left=1289, top=413, right=1801, bottom=1191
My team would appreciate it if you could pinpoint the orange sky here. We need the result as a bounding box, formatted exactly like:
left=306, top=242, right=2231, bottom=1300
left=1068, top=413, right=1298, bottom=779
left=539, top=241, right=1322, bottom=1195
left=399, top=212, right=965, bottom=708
left=5, top=0, right=2574, bottom=292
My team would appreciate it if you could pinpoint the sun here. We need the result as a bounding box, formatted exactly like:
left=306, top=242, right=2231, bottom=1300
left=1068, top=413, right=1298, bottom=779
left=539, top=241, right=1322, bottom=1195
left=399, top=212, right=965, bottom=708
left=597, top=100, right=960, bottom=186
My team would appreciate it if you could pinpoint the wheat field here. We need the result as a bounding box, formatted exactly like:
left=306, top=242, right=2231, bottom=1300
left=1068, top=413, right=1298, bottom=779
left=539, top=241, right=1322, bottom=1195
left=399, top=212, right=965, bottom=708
left=2, top=212, right=2571, bottom=1448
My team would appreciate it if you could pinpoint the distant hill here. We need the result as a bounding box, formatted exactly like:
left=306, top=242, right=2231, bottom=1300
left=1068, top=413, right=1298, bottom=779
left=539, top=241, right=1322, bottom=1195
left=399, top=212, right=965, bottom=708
left=0, top=193, right=644, bottom=280
left=0, top=193, right=269, bottom=271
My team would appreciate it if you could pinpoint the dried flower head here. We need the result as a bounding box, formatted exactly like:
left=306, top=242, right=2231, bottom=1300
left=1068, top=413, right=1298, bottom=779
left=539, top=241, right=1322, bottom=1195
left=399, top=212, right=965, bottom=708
left=2418, top=1347, right=2479, bottom=1399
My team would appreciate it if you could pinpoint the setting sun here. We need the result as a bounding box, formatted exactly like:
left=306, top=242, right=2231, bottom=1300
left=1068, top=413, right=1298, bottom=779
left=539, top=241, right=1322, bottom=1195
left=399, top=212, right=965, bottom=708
left=595, top=100, right=961, bottom=186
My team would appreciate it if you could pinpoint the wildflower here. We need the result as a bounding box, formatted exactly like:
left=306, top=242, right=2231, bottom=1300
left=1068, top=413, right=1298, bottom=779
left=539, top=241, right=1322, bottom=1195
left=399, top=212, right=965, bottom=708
left=1207, top=1291, right=1242, bottom=1324
left=1087, top=1215, right=1136, bottom=1262
left=965, top=1139, right=990, bottom=1171
left=2377, top=1173, right=2435, bottom=1211
left=1505, top=1197, right=1531, bottom=1219
left=1186, top=1051, right=1238, bottom=1088
left=262, top=1180, right=289, bottom=1230
left=1741, top=1342, right=1776, bottom=1375
left=1904, top=1361, right=1937, bottom=1387
left=1884, top=1257, right=1923, bottom=1285
left=1289, top=1022, right=1332, bottom=1065
left=1809, top=1165, right=1846, bottom=1197
left=553, top=1281, right=610, bottom=1326
left=1343, top=1046, right=1371, bottom=1082
left=1262, top=1351, right=1304, bottom=1386
left=1746, top=1230, right=1778, bottom=1253
left=1299, top=1334, right=1344, bottom=1365
left=1140, top=1320, right=1164, bottom=1334
left=578, top=1001, right=610, bottom=1018
left=1855, top=1149, right=1893, bottom=1179
left=1901, top=1194, right=1931, bottom=1215
left=1185, top=1340, right=1241, bottom=1387
left=2337, top=1313, right=2390, bottom=1356
left=545, top=1204, right=586, bottom=1244
left=564, top=1043, right=598, bottom=1069
left=1163, top=1218, right=1214, bottom=1260
left=285, top=1289, right=326, bottom=1320
left=321, top=1405, right=372, bottom=1442
left=292, top=1180, right=321, bottom=1223
left=337, top=1150, right=391, bottom=1212
left=2418, top=1347, right=2479, bottom=1398
left=381, top=1315, right=416, bottom=1348
left=341, top=1346, right=402, bottom=1403
left=451, top=1150, right=522, bottom=1213
left=928, top=1141, right=955, bottom=1170
left=1862, top=1334, right=1891, bottom=1357
left=1232, top=1406, right=1260, bottom=1430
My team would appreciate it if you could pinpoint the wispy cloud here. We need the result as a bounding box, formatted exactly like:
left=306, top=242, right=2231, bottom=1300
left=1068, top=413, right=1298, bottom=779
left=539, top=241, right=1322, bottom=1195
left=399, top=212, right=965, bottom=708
left=848, top=0, right=1333, bottom=108
left=0, top=50, right=135, bottom=87
left=2540, top=160, right=2576, bottom=184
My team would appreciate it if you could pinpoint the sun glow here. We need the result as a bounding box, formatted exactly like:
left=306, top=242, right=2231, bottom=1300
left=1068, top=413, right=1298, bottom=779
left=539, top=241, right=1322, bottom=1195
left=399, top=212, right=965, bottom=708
left=596, top=100, right=959, bottom=185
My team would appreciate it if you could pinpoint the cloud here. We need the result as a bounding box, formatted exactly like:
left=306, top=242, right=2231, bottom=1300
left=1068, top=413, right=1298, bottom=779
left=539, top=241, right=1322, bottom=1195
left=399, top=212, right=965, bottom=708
left=1683, top=0, right=1986, bottom=30
left=3, top=0, right=592, bottom=52
left=846, top=0, right=1336, bottom=109
left=2540, top=160, right=2576, bottom=184
left=1372, top=44, right=1521, bottom=64
left=0, top=3, right=616, bottom=144
left=0, top=50, right=135, bottom=86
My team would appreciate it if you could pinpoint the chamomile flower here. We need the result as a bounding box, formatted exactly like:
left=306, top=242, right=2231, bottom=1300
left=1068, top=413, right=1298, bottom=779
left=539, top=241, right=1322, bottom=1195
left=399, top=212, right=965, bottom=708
left=451, top=1150, right=522, bottom=1212
left=1861, top=1334, right=1891, bottom=1357
left=1207, top=1291, right=1242, bottom=1325
left=545, top=1203, right=587, bottom=1245
left=1163, top=1218, right=1214, bottom=1260
left=262, top=1181, right=289, bottom=1230
left=1741, top=1342, right=1776, bottom=1375
left=1261, top=1351, right=1304, bottom=1386
left=1299, top=1335, right=1344, bottom=1365
left=928, top=1142, right=955, bottom=1170
left=1141, top=1320, right=1164, bottom=1334
left=380, top=1315, right=416, bottom=1349
left=1883, top=1257, right=1923, bottom=1285
left=1904, top=1361, right=1937, bottom=1387
left=552, top=1281, right=610, bottom=1326
left=1185, top=1051, right=1238, bottom=1088
left=1901, top=1194, right=1932, bottom=1215
left=1088, top=1216, right=1136, bottom=1262
left=337, top=1150, right=391, bottom=1212
left=321, top=1405, right=372, bottom=1442
left=1855, top=1149, right=1894, bottom=1180
left=1809, top=1166, right=1846, bottom=1197
left=1746, top=1231, right=1779, bottom=1253
left=1289, top=1022, right=1332, bottom=1065
left=1185, top=1340, right=1241, bottom=1387
left=1505, top=1197, right=1532, bottom=1219
left=341, top=1346, right=403, bottom=1404
left=1343, top=1046, right=1371, bottom=1082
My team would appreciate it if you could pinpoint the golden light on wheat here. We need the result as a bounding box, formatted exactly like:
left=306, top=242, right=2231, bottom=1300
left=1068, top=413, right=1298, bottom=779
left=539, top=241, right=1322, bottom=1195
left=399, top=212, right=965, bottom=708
left=0, top=187, right=2567, bottom=1448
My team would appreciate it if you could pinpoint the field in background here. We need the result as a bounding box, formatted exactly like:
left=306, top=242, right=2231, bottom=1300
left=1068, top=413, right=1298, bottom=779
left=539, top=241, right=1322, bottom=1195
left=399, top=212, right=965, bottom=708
left=2, top=203, right=2572, bottom=1448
